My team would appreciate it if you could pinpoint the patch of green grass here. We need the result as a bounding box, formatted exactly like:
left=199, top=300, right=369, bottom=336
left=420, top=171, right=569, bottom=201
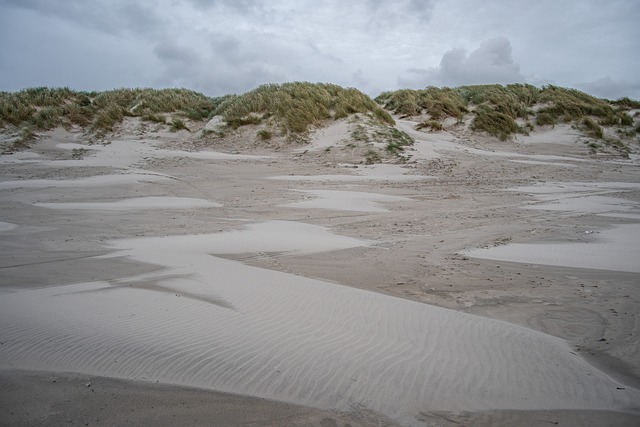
left=351, top=124, right=370, bottom=142
left=375, top=127, right=414, bottom=154
left=31, top=106, right=63, bottom=130
left=92, top=104, right=127, bottom=133
left=536, top=111, right=557, bottom=126
left=472, top=105, right=520, bottom=140
left=169, top=118, right=189, bottom=132
left=257, top=129, right=273, bottom=140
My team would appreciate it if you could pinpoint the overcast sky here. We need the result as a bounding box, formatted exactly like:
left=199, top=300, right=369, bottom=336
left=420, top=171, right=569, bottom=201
left=1, top=0, right=639, bottom=99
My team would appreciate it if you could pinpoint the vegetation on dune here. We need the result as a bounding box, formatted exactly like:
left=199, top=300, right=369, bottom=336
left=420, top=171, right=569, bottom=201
left=416, top=119, right=444, bottom=131
left=376, top=84, right=638, bottom=144
left=0, top=82, right=397, bottom=151
left=169, top=118, right=189, bottom=132
left=211, top=82, right=394, bottom=139
left=2, top=83, right=637, bottom=156
left=471, top=105, right=520, bottom=141
left=535, top=86, right=621, bottom=126
left=257, top=129, right=273, bottom=140
left=376, top=87, right=467, bottom=120
left=0, top=87, right=225, bottom=149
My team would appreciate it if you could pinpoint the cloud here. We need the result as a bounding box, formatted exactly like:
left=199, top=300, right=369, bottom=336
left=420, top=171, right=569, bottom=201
left=399, top=36, right=525, bottom=88
left=2, top=0, right=167, bottom=39
left=363, top=0, right=436, bottom=27
left=576, top=76, right=640, bottom=100
left=1, top=1, right=639, bottom=99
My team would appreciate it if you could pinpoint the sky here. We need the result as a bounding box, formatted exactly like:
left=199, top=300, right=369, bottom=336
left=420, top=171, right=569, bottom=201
left=1, top=0, right=639, bottom=99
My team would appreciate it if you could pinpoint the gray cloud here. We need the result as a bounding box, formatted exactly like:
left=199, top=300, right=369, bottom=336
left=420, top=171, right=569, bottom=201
left=400, top=37, right=524, bottom=88
left=0, top=1, right=638, bottom=99
left=2, top=0, right=164, bottom=38
left=363, top=0, right=436, bottom=27
left=576, top=76, right=640, bottom=101
left=153, top=42, right=200, bottom=65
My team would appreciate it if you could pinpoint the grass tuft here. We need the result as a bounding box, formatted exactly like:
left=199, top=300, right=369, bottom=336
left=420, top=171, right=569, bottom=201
left=582, top=117, right=603, bottom=139
left=472, top=105, right=520, bottom=141
left=170, top=118, right=189, bottom=132
left=416, top=119, right=444, bottom=131
left=257, top=129, right=273, bottom=140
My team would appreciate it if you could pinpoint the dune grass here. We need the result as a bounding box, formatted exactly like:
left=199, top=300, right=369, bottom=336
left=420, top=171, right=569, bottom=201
left=376, top=87, right=467, bottom=119
left=212, top=82, right=394, bottom=139
left=416, top=119, right=444, bottom=131
left=0, top=87, right=223, bottom=144
left=3, top=83, right=637, bottom=154
left=376, top=84, right=638, bottom=142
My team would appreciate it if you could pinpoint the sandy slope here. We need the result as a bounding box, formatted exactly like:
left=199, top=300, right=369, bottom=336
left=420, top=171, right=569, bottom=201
left=1, top=119, right=639, bottom=426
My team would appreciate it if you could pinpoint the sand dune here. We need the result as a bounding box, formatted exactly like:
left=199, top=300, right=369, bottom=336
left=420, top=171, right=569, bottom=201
left=1, top=220, right=638, bottom=425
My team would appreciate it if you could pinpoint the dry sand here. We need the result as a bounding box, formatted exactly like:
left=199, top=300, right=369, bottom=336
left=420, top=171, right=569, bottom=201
left=1, top=119, right=639, bottom=426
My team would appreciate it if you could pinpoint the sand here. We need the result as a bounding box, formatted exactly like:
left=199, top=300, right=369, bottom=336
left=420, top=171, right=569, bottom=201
left=1, top=119, right=639, bottom=426
left=35, top=196, right=222, bottom=211
left=280, top=190, right=412, bottom=212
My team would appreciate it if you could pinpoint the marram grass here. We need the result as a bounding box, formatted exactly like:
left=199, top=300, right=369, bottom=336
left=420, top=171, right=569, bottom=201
left=376, top=84, right=637, bottom=141
left=212, top=82, right=394, bottom=138
left=0, top=87, right=225, bottom=139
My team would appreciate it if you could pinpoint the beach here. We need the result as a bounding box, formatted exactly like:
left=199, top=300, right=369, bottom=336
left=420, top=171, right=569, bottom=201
left=1, top=119, right=639, bottom=426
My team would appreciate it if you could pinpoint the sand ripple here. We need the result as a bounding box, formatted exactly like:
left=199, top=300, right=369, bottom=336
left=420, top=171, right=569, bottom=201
left=1, top=221, right=638, bottom=425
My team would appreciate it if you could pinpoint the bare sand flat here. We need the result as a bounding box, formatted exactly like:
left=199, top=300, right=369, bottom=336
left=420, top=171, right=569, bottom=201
left=0, top=221, right=17, bottom=232
left=35, top=196, right=221, bottom=211
left=1, top=119, right=639, bottom=426
left=280, top=190, right=412, bottom=212
left=0, top=172, right=172, bottom=189
left=465, top=181, right=640, bottom=272
left=270, top=163, right=429, bottom=182
left=464, top=223, right=640, bottom=273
